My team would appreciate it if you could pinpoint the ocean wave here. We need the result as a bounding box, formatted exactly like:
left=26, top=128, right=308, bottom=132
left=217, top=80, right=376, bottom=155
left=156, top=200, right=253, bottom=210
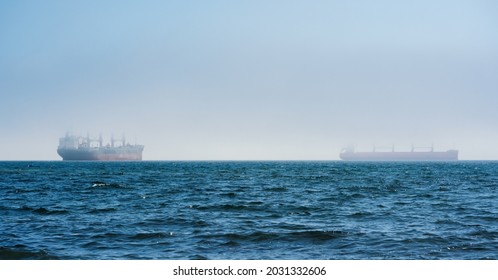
left=202, top=230, right=348, bottom=243
left=18, top=206, right=69, bottom=215
left=91, top=181, right=123, bottom=188
left=349, top=211, right=375, bottom=218
left=130, top=232, right=174, bottom=240
left=88, top=207, right=118, bottom=213
left=264, top=186, right=288, bottom=192
left=0, top=245, right=59, bottom=260
left=191, top=204, right=256, bottom=212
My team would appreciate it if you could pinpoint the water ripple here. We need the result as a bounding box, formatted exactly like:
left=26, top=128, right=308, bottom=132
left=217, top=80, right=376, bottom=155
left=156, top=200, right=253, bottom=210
left=1, top=161, right=497, bottom=259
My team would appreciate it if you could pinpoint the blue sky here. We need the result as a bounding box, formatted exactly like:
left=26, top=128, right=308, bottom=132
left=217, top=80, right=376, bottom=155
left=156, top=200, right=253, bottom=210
left=1, top=0, right=498, bottom=160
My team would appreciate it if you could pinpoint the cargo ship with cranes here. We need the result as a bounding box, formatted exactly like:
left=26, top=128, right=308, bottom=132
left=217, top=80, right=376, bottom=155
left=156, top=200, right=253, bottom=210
left=340, top=145, right=458, bottom=161
left=57, top=133, right=144, bottom=161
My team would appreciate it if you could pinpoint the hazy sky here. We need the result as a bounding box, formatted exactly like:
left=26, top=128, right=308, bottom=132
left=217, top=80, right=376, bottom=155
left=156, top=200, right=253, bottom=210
left=1, top=0, right=498, bottom=160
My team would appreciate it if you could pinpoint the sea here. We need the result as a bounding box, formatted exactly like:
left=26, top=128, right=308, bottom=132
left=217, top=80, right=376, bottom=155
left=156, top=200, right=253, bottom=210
left=1, top=161, right=497, bottom=260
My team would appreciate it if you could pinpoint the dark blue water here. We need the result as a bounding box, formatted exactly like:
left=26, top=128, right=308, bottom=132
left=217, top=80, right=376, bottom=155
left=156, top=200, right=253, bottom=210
left=1, top=161, right=497, bottom=259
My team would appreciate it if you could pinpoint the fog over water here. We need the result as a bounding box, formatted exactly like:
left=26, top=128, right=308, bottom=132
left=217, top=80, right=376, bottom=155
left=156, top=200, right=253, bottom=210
left=1, top=1, right=497, bottom=160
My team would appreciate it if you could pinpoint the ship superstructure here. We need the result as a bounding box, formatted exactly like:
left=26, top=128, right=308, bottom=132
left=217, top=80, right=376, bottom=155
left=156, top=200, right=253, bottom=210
left=57, top=133, right=144, bottom=161
left=340, top=145, right=458, bottom=161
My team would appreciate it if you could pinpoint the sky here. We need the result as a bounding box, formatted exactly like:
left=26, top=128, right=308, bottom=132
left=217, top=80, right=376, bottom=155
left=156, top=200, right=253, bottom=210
left=1, top=0, right=498, bottom=160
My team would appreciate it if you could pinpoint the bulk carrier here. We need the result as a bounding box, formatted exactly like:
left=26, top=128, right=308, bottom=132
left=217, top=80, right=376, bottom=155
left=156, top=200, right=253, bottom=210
left=340, top=145, right=458, bottom=161
left=57, top=133, right=144, bottom=161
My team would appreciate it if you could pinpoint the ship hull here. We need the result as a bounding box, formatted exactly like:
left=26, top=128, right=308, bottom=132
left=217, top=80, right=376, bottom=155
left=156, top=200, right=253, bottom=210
left=340, top=150, right=458, bottom=161
left=57, top=147, right=143, bottom=161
